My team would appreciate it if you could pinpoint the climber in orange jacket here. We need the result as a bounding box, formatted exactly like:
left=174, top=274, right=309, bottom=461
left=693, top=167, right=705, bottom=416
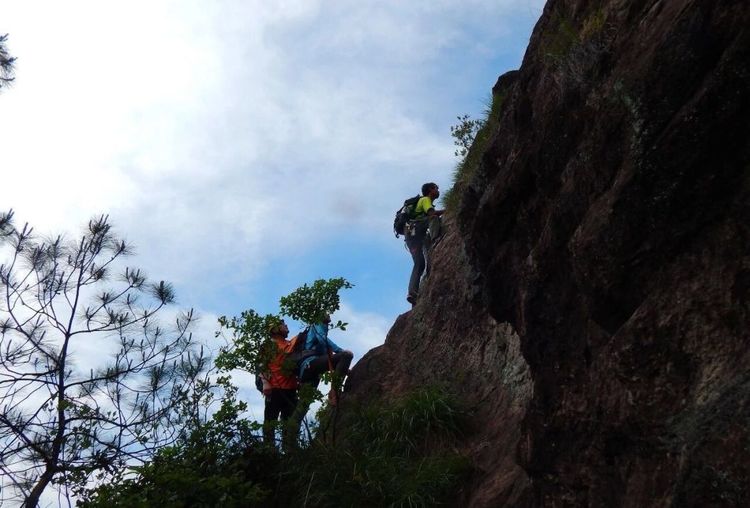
left=260, top=320, right=298, bottom=449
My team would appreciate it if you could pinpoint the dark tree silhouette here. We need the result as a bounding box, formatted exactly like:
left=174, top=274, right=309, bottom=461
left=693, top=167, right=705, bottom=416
left=0, top=34, right=15, bottom=90
left=0, top=211, right=208, bottom=507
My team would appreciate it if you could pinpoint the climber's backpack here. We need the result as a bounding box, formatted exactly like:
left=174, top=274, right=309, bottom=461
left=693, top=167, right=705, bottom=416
left=393, top=194, right=421, bottom=237
left=287, top=327, right=317, bottom=371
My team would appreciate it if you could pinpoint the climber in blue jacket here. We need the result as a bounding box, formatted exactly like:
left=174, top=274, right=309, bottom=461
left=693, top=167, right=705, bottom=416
left=298, top=314, right=353, bottom=405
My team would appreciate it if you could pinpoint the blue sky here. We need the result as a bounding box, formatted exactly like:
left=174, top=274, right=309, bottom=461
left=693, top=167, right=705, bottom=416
left=1, top=0, right=545, bottom=430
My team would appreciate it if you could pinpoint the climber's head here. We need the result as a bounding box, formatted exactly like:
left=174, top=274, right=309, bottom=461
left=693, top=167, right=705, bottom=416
left=269, top=320, right=289, bottom=338
left=421, top=182, right=439, bottom=200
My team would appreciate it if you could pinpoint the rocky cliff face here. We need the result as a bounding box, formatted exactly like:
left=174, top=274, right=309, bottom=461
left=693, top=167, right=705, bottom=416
left=347, top=0, right=750, bottom=506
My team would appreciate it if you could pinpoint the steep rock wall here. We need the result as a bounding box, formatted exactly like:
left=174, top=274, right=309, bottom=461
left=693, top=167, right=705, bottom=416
left=347, top=216, right=533, bottom=506
left=347, top=0, right=750, bottom=506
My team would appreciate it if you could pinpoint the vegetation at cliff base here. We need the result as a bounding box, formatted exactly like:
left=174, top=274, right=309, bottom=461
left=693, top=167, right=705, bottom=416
left=80, top=386, right=470, bottom=508
left=66, top=267, right=468, bottom=507
left=288, top=385, right=470, bottom=507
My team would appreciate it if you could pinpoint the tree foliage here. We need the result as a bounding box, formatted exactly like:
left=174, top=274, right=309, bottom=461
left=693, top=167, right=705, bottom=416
left=0, top=33, right=16, bottom=90
left=214, top=310, right=282, bottom=375
left=0, top=211, right=207, bottom=507
left=279, top=277, right=352, bottom=328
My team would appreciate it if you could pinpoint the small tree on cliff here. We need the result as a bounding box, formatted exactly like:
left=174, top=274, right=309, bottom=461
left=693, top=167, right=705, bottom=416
left=450, top=114, right=484, bottom=159
left=0, top=211, right=207, bottom=507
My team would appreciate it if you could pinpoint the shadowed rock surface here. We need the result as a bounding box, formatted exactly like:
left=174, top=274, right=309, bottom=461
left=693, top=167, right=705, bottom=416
left=346, top=0, right=749, bottom=506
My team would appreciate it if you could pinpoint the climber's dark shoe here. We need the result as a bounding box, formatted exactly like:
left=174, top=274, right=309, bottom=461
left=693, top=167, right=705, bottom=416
left=406, top=293, right=417, bottom=305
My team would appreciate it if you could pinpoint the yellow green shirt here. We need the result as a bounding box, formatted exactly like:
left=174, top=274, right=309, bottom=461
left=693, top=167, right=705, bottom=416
left=414, top=196, right=434, bottom=219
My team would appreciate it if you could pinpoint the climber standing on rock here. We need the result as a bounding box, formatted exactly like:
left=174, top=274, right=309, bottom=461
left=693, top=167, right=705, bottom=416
left=405, top=182, right=444, bottom=305
left=260, top=320, right=299, bottom=450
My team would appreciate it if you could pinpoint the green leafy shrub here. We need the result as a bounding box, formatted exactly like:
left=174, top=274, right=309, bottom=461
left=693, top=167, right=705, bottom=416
left=280, top=277, right=353, bottom=328
left=83, top=277, right=468, bottom=507
left=215, top=310, right=283, bottom=374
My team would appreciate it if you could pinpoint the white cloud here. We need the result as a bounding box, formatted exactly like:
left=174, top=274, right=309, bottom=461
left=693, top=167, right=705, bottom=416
left=1, top=0, right=544, bottom=291
left=326, top=301, right=391, bottom=364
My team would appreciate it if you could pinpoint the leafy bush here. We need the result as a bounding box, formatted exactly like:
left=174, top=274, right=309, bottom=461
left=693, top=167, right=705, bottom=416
left=215, top=310, right=283, bottom=374
left=280, top=277, right=353, bottom=328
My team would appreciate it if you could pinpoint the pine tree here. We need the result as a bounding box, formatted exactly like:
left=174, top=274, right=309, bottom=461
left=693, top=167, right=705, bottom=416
left=0, top=211, right=208, bottom=507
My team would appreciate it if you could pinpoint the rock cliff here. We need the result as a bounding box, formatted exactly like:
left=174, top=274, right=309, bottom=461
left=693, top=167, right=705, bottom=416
left=347, top=0, right=750, bottom=506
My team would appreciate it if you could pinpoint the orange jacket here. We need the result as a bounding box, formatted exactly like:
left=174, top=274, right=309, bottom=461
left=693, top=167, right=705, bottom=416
left=264, top=337, right=298, bottom=390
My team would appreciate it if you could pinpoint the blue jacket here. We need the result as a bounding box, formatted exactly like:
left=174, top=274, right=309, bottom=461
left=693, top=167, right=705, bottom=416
left=298, top=322, right=342, bottom=377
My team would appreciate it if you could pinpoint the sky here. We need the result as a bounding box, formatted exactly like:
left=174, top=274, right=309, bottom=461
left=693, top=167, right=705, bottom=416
left=1, top=0, right=544, bottom=501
